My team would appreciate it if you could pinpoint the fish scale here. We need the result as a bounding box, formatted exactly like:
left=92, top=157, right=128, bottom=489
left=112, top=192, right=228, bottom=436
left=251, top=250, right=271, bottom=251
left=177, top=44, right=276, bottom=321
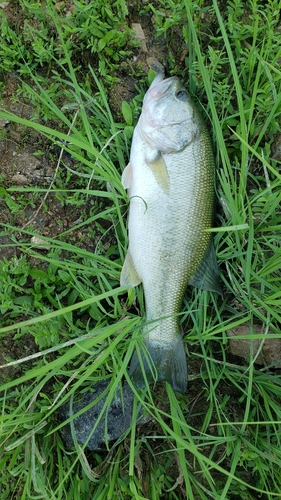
left=121, top=73, right=221, bottom=392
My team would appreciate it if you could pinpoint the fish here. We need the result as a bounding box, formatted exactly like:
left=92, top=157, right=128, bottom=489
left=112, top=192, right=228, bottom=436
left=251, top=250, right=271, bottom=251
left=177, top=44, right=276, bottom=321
left=120, top=72, right=221, bottom=393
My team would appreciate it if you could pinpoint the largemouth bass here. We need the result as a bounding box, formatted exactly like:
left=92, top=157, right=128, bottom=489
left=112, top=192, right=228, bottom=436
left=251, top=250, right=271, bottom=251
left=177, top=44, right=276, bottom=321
left=121, top=72, right=221, bottom=393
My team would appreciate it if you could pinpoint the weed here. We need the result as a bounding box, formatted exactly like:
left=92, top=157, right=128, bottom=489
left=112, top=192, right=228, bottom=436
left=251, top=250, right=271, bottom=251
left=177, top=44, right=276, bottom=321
left=0, top=0, right=135, bottom=81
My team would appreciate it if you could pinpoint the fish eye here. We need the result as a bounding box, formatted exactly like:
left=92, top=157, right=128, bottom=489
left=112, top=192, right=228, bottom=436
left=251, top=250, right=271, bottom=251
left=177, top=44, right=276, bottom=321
left=176, top=90, right=188, bottom=101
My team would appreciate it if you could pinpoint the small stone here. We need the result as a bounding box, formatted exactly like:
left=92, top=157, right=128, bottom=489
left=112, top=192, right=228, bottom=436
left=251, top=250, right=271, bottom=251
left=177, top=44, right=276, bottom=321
left=13, top=152, right=41, bottom=175
left=227, top=323, right=281, bottom=367
left=30, top=236, right=50, bottom=249
left=131, top=23, right=147, bottom=52
left=59, top=380, right=152, bottom=451
left=0, top=118, right=10, bottom=129
left=147, top=58, right=165, bottom=74
left=271, top=133, right=281, bottom=160
left=11, top=174, right=28, bottom=185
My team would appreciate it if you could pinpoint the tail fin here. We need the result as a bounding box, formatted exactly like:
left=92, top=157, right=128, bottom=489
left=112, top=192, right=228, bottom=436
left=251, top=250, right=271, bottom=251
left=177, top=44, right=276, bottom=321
left=129, top=338, right=188, bottom=393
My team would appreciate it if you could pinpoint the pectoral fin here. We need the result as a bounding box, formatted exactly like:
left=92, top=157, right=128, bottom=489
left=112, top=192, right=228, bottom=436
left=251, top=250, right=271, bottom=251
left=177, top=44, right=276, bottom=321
left=122, top=162, right=133, bottom=190
left=189, top=241, right=222, bottom=295
left=146, top=152, right=170, bottom=195
left=120, top=250, right=142, bottom=287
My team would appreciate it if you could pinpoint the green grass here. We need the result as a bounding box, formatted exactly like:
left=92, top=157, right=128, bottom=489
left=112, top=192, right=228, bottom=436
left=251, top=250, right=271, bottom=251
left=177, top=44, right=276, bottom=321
left=1, top=0, right=281, bottom=498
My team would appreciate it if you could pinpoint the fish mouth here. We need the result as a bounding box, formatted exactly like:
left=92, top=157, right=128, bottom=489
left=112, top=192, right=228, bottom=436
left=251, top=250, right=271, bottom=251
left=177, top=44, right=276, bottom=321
left=142, top=74, right=191, bottom=129
left=149, top=75, right=178, bottom=99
